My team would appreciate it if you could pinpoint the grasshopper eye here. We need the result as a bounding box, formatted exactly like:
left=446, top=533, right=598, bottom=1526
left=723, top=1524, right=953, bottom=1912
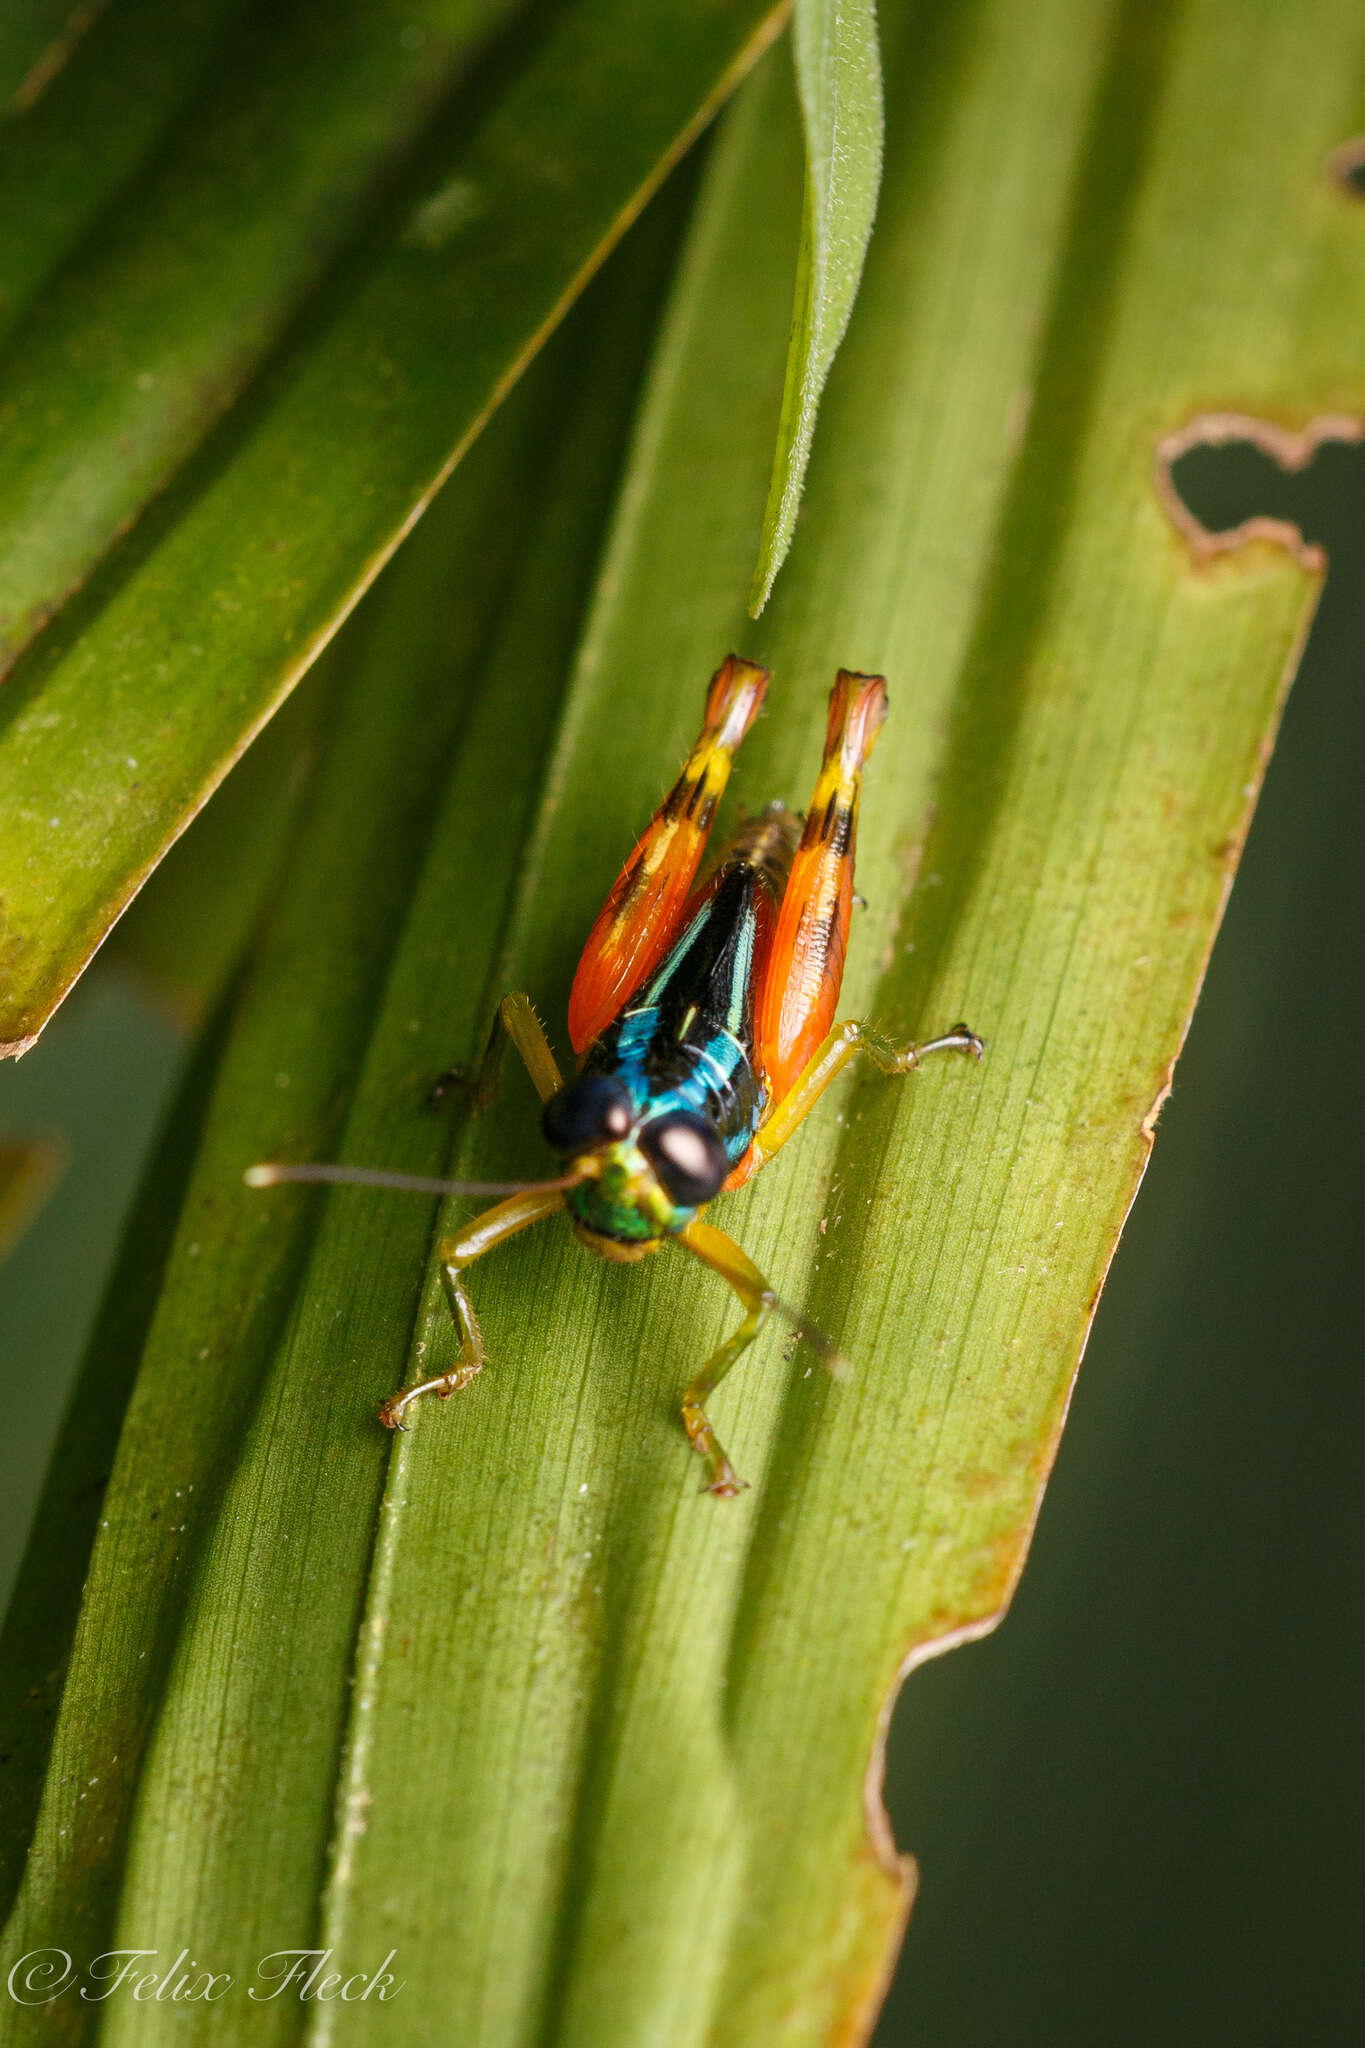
left=639, top=1112, right=730, bottom=1207
left=541, top=1074, right=634, bottom=1154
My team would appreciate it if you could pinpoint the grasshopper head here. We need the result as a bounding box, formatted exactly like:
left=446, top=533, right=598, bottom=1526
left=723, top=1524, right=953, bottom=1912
left=542, top=1075, right=729, bottom=1246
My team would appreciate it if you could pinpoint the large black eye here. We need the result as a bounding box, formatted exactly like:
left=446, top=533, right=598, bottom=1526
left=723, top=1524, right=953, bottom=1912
left=541, top=1073, right=634, bottom=1154
left=638, top=1112, right=730, bottom=1207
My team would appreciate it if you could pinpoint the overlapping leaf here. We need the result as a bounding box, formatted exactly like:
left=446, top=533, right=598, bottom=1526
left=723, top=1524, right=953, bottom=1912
left=0, top=0, right=787, bottom=1055
left=749, top=0, right=883, bottom=613
left=0, top=0, right=523, bottom=670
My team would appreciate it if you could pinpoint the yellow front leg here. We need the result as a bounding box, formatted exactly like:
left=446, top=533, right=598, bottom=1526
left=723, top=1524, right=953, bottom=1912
left=675, top=1217, right=780, bottom=1497
left=379, top=1184, right=564, bottom=1428
left=746, top=1018, right=983, bottom=1176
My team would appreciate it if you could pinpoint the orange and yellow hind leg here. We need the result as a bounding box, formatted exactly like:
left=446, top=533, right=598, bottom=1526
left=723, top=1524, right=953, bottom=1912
left=732, top=670, right=981, bottom=1190
left=752, top=669, right=888, bottom=1115
left=567, top=654, right=769, bottom=1054
left=741, top=1018, right=983, bottom=1182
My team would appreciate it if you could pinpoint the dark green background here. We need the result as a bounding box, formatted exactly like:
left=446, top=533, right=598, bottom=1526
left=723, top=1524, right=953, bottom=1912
left=2, top=442, right=1360, bottom=2041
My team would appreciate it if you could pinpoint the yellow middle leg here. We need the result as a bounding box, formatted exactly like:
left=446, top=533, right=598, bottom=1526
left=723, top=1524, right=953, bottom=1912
left=676, top=1216, right=780, bottom=1496
left=379, top=1184, right=564, bottom=1429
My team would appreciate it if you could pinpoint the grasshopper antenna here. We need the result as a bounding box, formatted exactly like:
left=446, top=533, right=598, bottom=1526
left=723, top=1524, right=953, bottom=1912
left=244, top=1162, right=583, bottom=1199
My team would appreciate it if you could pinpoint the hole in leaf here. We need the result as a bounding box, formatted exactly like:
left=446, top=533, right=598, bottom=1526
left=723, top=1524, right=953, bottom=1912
left=1327, top=136, right=1365, bottom=197
left=1162, top=417, right=1365, bottom=576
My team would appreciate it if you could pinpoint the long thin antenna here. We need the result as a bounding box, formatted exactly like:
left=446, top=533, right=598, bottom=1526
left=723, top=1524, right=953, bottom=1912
left=245, top=1162, right=846, bottom=1372
left=244, top=1162, right=581, bottom=1199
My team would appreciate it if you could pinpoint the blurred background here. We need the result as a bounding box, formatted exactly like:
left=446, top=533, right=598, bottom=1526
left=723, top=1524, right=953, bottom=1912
left=2, top=437, right=1361, bottom=2044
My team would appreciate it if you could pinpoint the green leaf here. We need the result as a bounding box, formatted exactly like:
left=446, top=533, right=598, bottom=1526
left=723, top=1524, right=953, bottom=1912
left=0, top=0, right=252, bottom=333
left=747, top=0, right=883, bottom=615
left=109, top=664, right=331, bottom=1028
left=0, top=0, right=786, bottom=1055
left=0, top=0, right=520, bottom=666
left=6, top=2, right=1364, bottom=2042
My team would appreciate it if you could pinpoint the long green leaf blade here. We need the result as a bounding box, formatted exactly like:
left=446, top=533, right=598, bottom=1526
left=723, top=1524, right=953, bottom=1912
left=0, top=206, right=685, bottom=2040
left=0, top=0, right=254, bottom=341
left=0, top=0, right=520, bottom=674
left=300, top=2, right=1365, bottom=2034
left=0, top=0, right=785, bottom=1058
left=0, top=993, right=227, bottom=1908
left=0, top=309, right=568, bottom=1945
left=748, top=0, right=883, bottom=615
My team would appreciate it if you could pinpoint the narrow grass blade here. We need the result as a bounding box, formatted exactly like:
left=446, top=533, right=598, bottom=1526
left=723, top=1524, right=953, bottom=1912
left=748, top=0, right=883, bottom=614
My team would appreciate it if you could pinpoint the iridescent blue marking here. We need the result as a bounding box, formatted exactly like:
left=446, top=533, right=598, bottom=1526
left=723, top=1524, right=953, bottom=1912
left=609, top=1011, right=754, bottom=1168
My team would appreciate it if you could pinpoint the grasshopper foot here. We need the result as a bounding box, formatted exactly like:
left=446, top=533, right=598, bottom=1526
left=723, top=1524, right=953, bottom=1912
left=704, top=1462, right=751, bottom=1500
left=379, top=1361, right=482, bottom=1430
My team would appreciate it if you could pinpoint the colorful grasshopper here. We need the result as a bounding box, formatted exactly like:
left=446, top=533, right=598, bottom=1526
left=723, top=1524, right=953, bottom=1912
left=250, top=658, right=980, bottom=1494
